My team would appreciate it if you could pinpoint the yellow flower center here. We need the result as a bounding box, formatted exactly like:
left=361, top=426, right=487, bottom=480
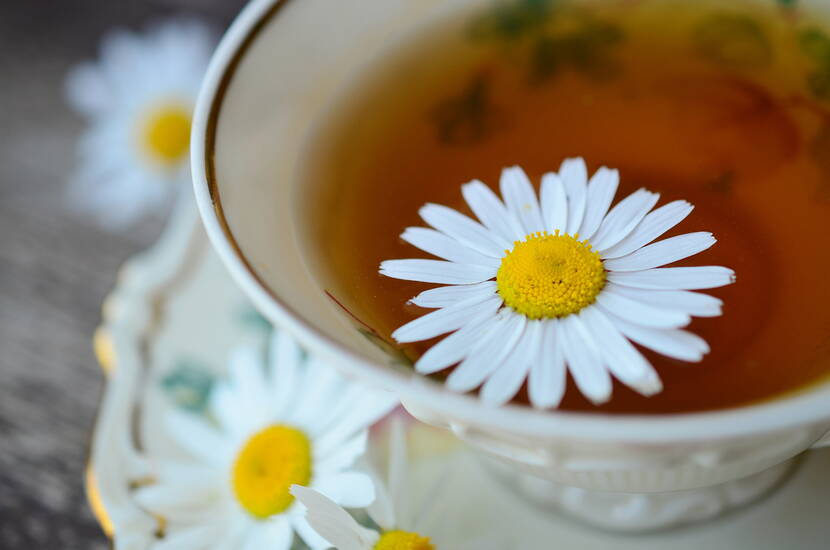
left=496, top=231, right=606, bottom=319
left=141, top=104, right=191, bottom=165
left=374, top=530, right=436, bottom=550
left=231, top=424, right=312, bottom=519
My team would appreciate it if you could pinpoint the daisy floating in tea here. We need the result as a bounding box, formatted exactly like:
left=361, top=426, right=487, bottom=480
left=380, top=158, right=735, bottom=408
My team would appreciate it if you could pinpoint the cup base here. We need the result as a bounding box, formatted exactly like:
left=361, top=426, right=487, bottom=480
left=480, top=455, right=797, bottom=533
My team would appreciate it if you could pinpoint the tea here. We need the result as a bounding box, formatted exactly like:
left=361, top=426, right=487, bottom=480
left=297, top=0, right=830, bottom=413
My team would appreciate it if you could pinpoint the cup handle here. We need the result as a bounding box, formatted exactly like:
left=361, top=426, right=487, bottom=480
left=811, top=430, right=830, bottom=449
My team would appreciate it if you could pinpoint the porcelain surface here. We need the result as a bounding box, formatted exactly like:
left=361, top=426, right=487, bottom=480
left=190, top=0, right=830, bottom=530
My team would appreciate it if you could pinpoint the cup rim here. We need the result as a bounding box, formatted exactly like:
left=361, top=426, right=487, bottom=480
left=191, top=0, right=830, bottom=444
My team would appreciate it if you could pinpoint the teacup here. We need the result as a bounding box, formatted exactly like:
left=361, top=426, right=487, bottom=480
left=191, top=0, right=830, bottom=531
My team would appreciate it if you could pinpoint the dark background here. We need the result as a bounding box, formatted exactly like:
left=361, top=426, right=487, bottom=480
left=0, top=1, right=243, bottom=547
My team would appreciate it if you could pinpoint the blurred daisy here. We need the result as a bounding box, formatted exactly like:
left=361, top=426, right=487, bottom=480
left=291, top=420, right=504, bottom=550
left=380, top=158, right=735, bottom=408
left=66, top=18, right=214, bottom=228
left=134, top=330, right=398, bottom=549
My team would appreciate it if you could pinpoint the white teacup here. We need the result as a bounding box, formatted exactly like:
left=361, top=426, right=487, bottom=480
left=191, top=0, right=830, bottom=531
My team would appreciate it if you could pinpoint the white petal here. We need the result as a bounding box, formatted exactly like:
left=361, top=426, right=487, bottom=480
left=228, top=347, right=271, bottom=424
left=315, top=432, right=367, bottom=474
left=603, top=232, right=716, bottom=272
left=98, top=29, right=150, bottom=98
left=601, top=200, right=694, bottom=259
left=454, top=536, right=514, bottom=550
left=605, top=284, right=723, bottom=318
left=580, top=307, right=662, bottom=396
left=612, top=317, right=710, bottom=361
left=306, top=384, right=368, bottom=441
left=66, top=62, right=112, bottom=115
left=445, top=310, right=525, bottom=392
left=408, top=457, right=457, bottom=534
left=293, top=515, right=337, bottom=550
left=540, top=172, right=568, bottom=232
left=213, top=512, right=251, bottom=550
left=211, top=384, right=254, bottom=440
left=313, top=391, right=398, bottom=457
left=291, top=486, right=379, bottom=550
left=420, top=203, right=510, bottom=257
left=414, top=314, right=499, bottom=374
left=401, top=227, right=500, bottom=268
left=462, top=180, right=525, bottom=242
left=312, top=472, right=375, bottom=508
left=500, top=166, right=545, bottom=235
left=153, top=524, right=223, bottom=550
left=133, top=479, right=218, bottom=522
left=410, top=281, right=497, bottom=309
left=166, top=413, right=227, bottom=467
left=578, top=167, right=619, bottom=240
left=380, top=259, right=496, bottom=285
left=242, top=520, right=293, bottom=550
left=560, top=158, right=588, bottom=235
left=69, top=163, right=167, bottom=229
left=592, top=189, right=660, bottom=252
left=595, top=287, right=691, bottom=328
left=608, top=266, right=736, bottom=290
left=366, top=418, right=409, bottom=532
left=559, top=315, right=612, bottom=404
left=386, top=418, right=408, bottom=525
left=392, top=295, right=502, bottom=343
left=155, top=461, right=218, bottom=483
left=289, top=357, right=344, bottom=432
left=367, top=469, right=396, bottom=532
left=268, top=329, right=303, bottom=419
left=480, top=320, right=543, bottom=406
left=528, top=320, right=566, bottom=409
left=330, top=386, right=399, bottom=439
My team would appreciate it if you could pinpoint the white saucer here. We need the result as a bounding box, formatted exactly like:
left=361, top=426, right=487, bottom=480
left=87, top=196, right=830, bottom=549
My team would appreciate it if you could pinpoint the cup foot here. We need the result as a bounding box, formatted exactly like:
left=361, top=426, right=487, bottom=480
left=481, top=456, right=796, bottom=532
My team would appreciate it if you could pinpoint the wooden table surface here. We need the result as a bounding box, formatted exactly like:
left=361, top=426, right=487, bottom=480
left=0, top=2, right=242, bottom=546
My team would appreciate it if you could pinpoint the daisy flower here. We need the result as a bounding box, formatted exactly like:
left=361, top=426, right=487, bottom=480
left=291, top=420, right=505, bottom=550
left=380, top=158, right=735, bottom=408
left=65, top=18, right=215, bottom=228
left=134, top=329, right=399, bottom=549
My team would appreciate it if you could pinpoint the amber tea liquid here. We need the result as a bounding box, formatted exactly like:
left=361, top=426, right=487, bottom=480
left=297, top=0, right=830, bottom=413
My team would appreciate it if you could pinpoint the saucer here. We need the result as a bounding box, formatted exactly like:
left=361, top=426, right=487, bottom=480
left=87, top=196, right=830, bottom=549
